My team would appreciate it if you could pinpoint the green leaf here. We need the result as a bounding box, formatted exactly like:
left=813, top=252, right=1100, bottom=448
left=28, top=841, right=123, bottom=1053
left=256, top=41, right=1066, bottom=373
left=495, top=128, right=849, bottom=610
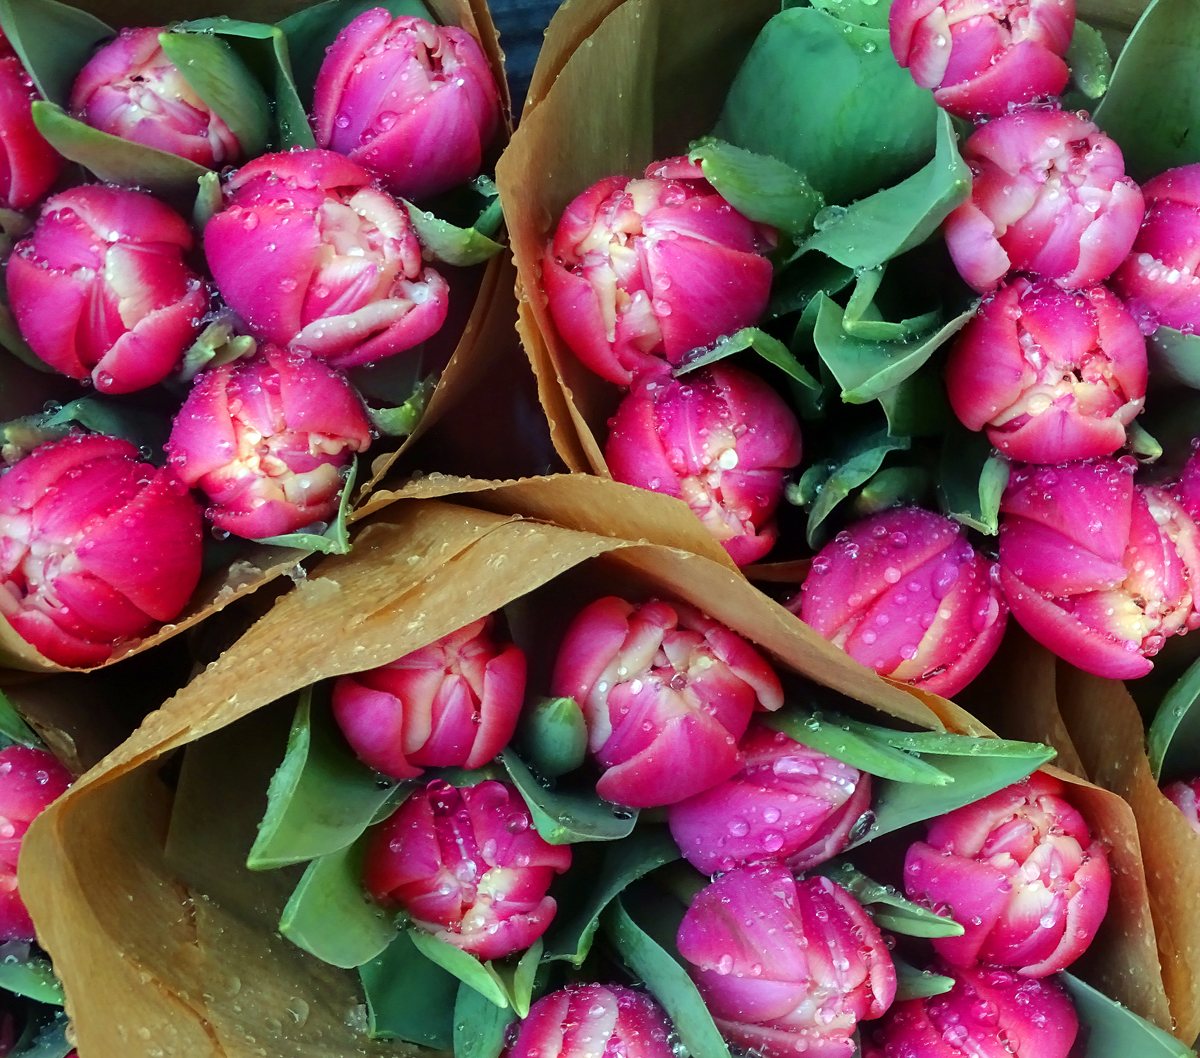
left=193, top=171, right=225, bottom=232
left=501, top=748, right=638, bottom=844
left=767, top=253, right=854, bottom=320
left=893, top=958, right=955, bottom=1001
left=279, top=837, right=400, bottom=968
left=1147, top=653, right=1200, bottom=782
left=1060, top=972, right=1197, bottom=1058
left=487, top=938, right=542, bottom=1019
left=1128, top=420, right=1163, bottom=462
left=173, top=320, right=257, bottom=386
left=0, top=688, right=42, bottom=749
left=1148, top=325, right=1200, bottom=389
left=937, top=423, right=1009, bottom=535
left=813, top=863, right=964, bottom=938
left=406, top=929, right=509, bottom=1009
left=850, top=466, right=932, bottom=518
left=9, top=1012, right=72, bottom=1058
left=877, top=370, right=951, bottom=438
left=454, top=979, right=515, bottom=1058
left=253, top=457, right=357, bottom=554
left=0, top=946, right=63, bottom=1004
left=360, top=930, right=458, bottom=1046
left=404, top=201, right=504, bottom=267
left=800, top=110, right=971, bottom=270
left=0, top=0, right=112, bottom=107
left=471, top=175, right=504, bottom=239
left=715, top=7, right=938, bottom=205
left=368, top=374, right=437, bottom=439
left=43, top=397, right=170, bottom=464
left=519, top=696, right=588, bottom=779
left=1066, top=20, right=1112, bottom=99
left=675, top=327, right=822, bottom=394
left=841, top=267, right=940, bottom=342
left=808, top=0, right=891, bottom=29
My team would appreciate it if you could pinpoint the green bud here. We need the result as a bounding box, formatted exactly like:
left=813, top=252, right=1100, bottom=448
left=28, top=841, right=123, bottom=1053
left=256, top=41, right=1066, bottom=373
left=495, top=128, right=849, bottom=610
left=520, top=697, right=588, bottom=778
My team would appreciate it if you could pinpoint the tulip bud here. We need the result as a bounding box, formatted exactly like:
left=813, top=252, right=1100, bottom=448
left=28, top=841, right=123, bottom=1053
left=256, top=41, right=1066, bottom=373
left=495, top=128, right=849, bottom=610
left=365, top=779, right=571, bottom=960
left=0, top=31, right=62, bottom=210
left=667, top=721, right=869, bottom=874
left=204, top=149, right=450, bottom=370
left=166, top=347, right=372, bottom=539
left=678, top=865, right=895, bottom=1058
left=0, top=747, right=70, bottom=941
left=1164, top=777, right=1200, bottom=835
left=999, top=459, right=1200, bottom=679
left=505, top=985, right=675, bottom=1058
left=551, top=596, right=783, bottom=808
left=863, top=964, right=1078, bottom=1058
left=945, top=278, right=1148, bottom=464
left=519, top=696, right=587, bottom=779
left=944, top=108, right=1144, bottom=293
left=904, top=772, right=1111, bottom=976
left=332, top=616, right=526, bottom=780
left=7, top=185, right=207, bottom=393
left=543, top=157, right=776, bottom=386
left=889, top=0, right=1073, bottom=119
left=606, top=364, right=802, bottom=566
left=793, top=507, right=1007, bottom=699
left=313, top=10, right=500, bottom=202
left=0, top=434, right=203, bottom=667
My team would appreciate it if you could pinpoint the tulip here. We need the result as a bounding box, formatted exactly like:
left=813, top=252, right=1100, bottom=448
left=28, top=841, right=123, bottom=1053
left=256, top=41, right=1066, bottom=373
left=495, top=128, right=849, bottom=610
left=313, top=10, right=501, bottom=202
left=0, top=434, right=203, bottom=667
left=1162, top=777, right=1200, bottom=836
left=905, top=771, right=1110, bottom=976
left=1178, top=441, right=1200, bottom=523
left=606, top=364, right=802, bottom=566
left=889, top=0, right=1073, bottom=119
left=678, top=865, right=895, bottom=1058
left=667, top=721, right=869, bottom=874
left=999, top=458, right=1200, bottom=679
left=793, top=507, right=1007, bottom=699
left=0, top=31, right=61, bottom=210
left=863, top=964, right=1078, bottom=1058
left=204, top=149, right=449, bottom=370
left=70, top=27, right=241, bottom=167
left=0, top=746, right=71, bottom=941
left=944, top=108, right=1144, bottom=293
left=331, top=616, right=526, bottom=780
left=166, top=347, right=371, bottom=539
left=505, top=985, right=675, bottom=1058
left=551, top=596, right=783, bottom=808
left=1110, top=164, right=1200, bottom=333
left=945, top=278, right=1147, bottom=464
left=365, top=779, right=571, bottom=960
left=543, top=157, right=776, bottom=386
left=7, top=185, right=207, bottom=393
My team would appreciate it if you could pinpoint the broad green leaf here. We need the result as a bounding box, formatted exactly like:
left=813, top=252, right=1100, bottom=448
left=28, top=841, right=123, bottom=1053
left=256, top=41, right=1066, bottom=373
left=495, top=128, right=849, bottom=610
left=855, top=725, right=1049, bottom=758
left=0, top=688, right=42, bottom=749
left=1060, top=972, right=1197, bottom=1058
left=1066, top=20, right=1112, bottom=99
left=43, top=398, right=170, bottom=465
left=938, top=423, right=1009, bottom=535
left=893, top=958, right=954, bottom=1001
left=0, top=946, right=63, bottom=1004
left=814, top=863, right=964, bottom=938
left=809, top=0, right=891, bottom=29
left=1148, top=325, right=1200, bottom=389
left=247, top=687, right=401, bottom=870
left=407, top=929, right=509, bottom=1009
left=360, top=930, right=458, bottom=1046
left=454, top=979, right=515, bottom=1058
left=1147, top=653, right=1200, bottom=781
left=519, top=696, right=588, bottom=779
left=878, top=370, right=951, bottom=438
left=715, top=7, right=938, bottom=205
left=279, top=838, right=399, bottom=968
left=368, top=374, right=437, bottom=438
left=688, top=137, right=824, bottom=237
left=842, top=267, right=940, bottom=342
left=9, top=1012, right=72, bottom=1058
left=501, top=748, right=638, bottom=844
left=850, top=466, right=932, bottom=518
left=1094, top=0, right=1200, bottom=181
left=0, top=0, right=112, bottom=107
left=768, top=252, right=854, bottom=320
left=487, top=939, right=542, bottom=1018
left=675, top=326, right=822, bottom=394
left=404, top=201, right=504, bottom=267
left=254, top=457, right=357, bottom=553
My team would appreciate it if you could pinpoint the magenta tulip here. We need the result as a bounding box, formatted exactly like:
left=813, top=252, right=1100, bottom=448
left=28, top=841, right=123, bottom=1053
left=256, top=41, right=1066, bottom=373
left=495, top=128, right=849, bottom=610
left=0, top=31, right=61, bottom=210
left=166, top=347, right=371, bottom=539
left=667, top=721, right=869, bottom=874
left=905, top=772, right=1111, bottom=976
left=890, top=0, right=1073, bottom=118
left=1163, top=776, right=1200, bottom=837
left=204, top=149, right=449, bottom=369
left=678, top=866, right=895, bottom=1058
left=863, top=964, right=1078, bottom=1058
left=0, top=434, right=203, bottom=667
left=543, top=157, right=776, bottom=385
left=7, top=185, right=207, bottom=393
left=1177, top=441, right=1200, bottom=524
left=313, top=10, right=500, bottom=201
left=505, top=985, right=675, bottom=1058
left=365, top=779, right=571, bottom=960
left=332, top=615, right=526, bottom=780
left=999, top=459, right=1200, bottom=679
left=551, top=596, right=783, bottom=807
left=944, top=108, right=1144, bottom=293
left=945, top=278, right=1147, bottom=464
left=793, top=507, right=1007, bottom=699
left=606, top=363, right=802, bottom=566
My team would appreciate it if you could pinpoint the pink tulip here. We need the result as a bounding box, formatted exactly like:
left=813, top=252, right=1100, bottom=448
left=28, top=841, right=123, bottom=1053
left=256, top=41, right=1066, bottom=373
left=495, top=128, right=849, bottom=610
left=313, top=10, right=500, bottom=201
left=905, top=772, right=1111, bottom=976
left=166, top=347, right=371, bottom=539
left=944, top=108, right=1144, bottom=293
left=999, top=459, right=1200, bottom=679
left=890, top=0, right=1073, bottom=118
left=945, top=278, right=1148, bottom=463
left=677, top=865, right=895, bottom=1058
left=332, top=616, right=526, bottom=780
left=1177, top=441, right=1200, bottom=523
left=70, top=27, right=241, bottom=167
left=204, top=149, right=449, bottom=370
left=792, top=507, right=1007, bottom=699
left=551, top=596, right=783, bottom=808
left=365, top=779, right=571, bottom=961
left=1111, top=165, right=1200, bottom=333
left=7, top=185, right=207, bottom=393
left=863, top=964, right=1078, bottom=1058
left=543, top=157, right=776, bottom=386
left=0, top=31, right=62, bottom=210
left=667, top=721, right=869, bottom=874
left=606, top=363, right=802, bottom=566
left=1162, top=777, right=1200, bottom=836
left=505, top=985, right=675, bottom=1058
left=0, top=434, right=203, bottom=667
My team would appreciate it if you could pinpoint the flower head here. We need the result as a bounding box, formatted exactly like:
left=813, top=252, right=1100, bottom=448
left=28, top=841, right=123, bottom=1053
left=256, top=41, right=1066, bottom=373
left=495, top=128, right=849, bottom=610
left=504, top=985, right=675, bottom=1058
left=0, top=30, right=62, bottom=210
